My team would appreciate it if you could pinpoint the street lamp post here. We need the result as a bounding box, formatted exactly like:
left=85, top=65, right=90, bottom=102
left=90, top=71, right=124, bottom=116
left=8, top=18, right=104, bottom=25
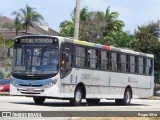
left=74, top=0, right=80, bottom=40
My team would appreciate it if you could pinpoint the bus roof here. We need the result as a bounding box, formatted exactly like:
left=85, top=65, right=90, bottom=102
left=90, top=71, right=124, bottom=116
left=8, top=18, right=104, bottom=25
left=64, top=37, right=154, bottom=58
left=14, top=35, right=154, bottom=58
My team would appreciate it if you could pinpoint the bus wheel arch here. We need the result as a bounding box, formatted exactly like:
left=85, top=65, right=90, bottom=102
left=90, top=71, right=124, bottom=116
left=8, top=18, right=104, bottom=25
left=115, top=86, right=132, bottom=105
left=76, top=82, right=86, bottom=99
left=70, top=82, right=86, bottom=106
left=126, top=85, right=132, bottom=98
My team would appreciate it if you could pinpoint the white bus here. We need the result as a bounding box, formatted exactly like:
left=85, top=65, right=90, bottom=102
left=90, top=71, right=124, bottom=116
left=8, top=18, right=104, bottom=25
left=10, top=35, right=154, bottom=106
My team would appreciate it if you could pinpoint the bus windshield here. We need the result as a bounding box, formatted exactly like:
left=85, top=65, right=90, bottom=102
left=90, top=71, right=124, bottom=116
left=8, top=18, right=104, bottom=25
left=13, top=45, right=59, bottom=75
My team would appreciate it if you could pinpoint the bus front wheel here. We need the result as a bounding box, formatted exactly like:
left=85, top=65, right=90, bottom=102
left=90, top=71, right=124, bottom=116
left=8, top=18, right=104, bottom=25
left=33, top=97, right=45, bottom=104
left=115, top=88, right=131, bottom=105
left=70, top=87, right=82, bottom=106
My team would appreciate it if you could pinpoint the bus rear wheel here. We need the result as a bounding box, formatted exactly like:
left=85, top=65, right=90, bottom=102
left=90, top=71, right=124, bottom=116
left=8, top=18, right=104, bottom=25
left=86, top=99, right=100, bottom=104
left=70, top=87, right=82, bottom=106
left=115, top=88, right=131, bottom=105
left=33, top=97, right=45, bottom=104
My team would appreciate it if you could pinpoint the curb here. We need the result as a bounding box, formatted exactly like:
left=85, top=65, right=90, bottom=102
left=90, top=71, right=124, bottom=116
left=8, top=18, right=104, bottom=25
left=0, top=92, right=10, bottom=96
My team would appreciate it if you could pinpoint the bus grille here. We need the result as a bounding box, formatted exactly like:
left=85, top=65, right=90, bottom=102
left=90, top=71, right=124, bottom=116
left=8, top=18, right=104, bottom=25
left=17, top=88, right=44, bottom=94
left=19, top=84, right=43, bottom=87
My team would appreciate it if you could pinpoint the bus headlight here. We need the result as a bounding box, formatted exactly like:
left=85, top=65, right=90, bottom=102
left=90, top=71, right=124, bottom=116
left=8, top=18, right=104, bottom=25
left=43, top=78, right=58, bottom=88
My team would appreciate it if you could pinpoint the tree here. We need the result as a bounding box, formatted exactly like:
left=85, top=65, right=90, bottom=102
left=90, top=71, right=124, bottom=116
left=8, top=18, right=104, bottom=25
left=59, top=21, right=74, bottom=37
left=0, top=34, right=13, bottom=68
left=105, top=31, right=136, bottom=49
left=59, top=7, right=89, bottom=37
left=14, top=16, right=24, bottom=36
left=134, top=22, right=160, bottom=85
left=60, top=6, right=124, bottom=43
left=80, top=11, right=106, bottom=42
left=103, top=6, right=124, bottom=36
left=134, top=24, right=160, bottom=56
left=12, top=4, right=44, bottom=33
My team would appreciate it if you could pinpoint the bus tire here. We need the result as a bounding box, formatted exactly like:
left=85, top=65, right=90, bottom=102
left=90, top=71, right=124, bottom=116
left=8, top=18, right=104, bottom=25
left=86, top=99, right=100, bottom=104
left=115, top=88, right=131, bottom=105
left=70, top=87, right=82, bottom=106
left=122, top=88, right=132, bottom=105
left=33, top=97, right=45, bottom=104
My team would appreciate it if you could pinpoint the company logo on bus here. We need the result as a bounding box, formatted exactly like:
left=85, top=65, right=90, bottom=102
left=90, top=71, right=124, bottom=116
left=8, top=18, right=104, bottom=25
left=81, top=74, right=91, bottom=80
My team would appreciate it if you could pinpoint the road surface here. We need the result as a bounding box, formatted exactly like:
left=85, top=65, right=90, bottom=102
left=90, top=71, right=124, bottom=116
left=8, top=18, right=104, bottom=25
left=0, top=96, right=160, bottom=118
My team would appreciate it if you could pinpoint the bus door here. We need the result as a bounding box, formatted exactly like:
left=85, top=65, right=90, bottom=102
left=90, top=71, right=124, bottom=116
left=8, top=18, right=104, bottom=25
left=60, top=43, right=74, bottom=96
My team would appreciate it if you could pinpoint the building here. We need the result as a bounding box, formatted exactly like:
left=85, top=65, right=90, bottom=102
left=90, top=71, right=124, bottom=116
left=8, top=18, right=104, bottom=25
left=0, top=16, right=59, bottom=39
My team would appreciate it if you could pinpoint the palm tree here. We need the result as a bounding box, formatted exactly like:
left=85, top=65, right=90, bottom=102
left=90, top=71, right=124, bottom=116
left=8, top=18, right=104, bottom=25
left=105, top=31, right=136, bottom=49
left=12, top=4, right=44, bottom=33
left=104, top=6, right=124, bottom=35
left=60, top=7, right=89, bottom=37
left=14, top=16, right=23, bottom=36
left=59, top=21, right=74, bottom=37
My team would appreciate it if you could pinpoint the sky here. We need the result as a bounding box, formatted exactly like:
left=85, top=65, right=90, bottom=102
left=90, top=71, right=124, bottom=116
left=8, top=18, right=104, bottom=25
left=0, top=0, right=160, bottom=33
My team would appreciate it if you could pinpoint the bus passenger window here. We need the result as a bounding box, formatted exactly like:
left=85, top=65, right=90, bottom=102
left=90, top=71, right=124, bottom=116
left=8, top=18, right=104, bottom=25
left=149, top=59, right=153, bottom=75
left=117, top=53, right=120, bottom=71
left=111, top=52, right=117, bottom=71
left=145, top=59, right=151, bottom=75
left=135, top=57, right=138, bottom=74
left=101, top=51, right=108, bottom=70
left=76, top=46, right=86, bottom=68
left=88, top=49, right=96, bottom=69
left=126, top=55, right=130, bottom=72
left=130, top=56, right=135, bottom=73
left=120, top=54, right=127, bottom=72
left=61, top=53, right=65, bottom=69
left=138, top=57, right=143, bottom=74
left=61, top=53, right=72, bottom=69
left=96, top=50, right=100, bottom=69
left=65, top=54, right=73, bottom=69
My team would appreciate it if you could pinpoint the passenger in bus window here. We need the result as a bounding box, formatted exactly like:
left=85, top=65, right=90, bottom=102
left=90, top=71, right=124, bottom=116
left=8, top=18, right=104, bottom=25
left=61, top=60, right=65, bottom=69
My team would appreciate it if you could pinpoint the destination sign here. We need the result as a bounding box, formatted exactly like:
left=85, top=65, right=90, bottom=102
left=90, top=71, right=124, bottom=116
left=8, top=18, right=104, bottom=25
left=15, top=37, right=58, bottom=44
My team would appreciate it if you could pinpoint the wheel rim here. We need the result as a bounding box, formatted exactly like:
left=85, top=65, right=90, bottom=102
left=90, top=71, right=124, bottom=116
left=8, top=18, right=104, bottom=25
left=75, top=89, right=81, bottom=103
left=125, top=90, right=130, bottom=103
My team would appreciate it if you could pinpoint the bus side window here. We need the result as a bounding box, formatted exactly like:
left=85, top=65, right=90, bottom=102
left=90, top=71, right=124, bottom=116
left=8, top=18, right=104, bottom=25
left=101, top=51, right=108, bottom=70
left=111, top=52, right=117, bottom=71
left=120, top=54, right=127, bottom=72
left=117, top=53, right=120, bottom=71
left=88, top=49, right=96, bottom=69
left=135, top=57, right=138, bottom=74
left=76, top=46, right=86, bottom=68
left=138, top=57, right=143, bottom=74
left=149, top=59, right=153, bottom=75
left=145, top=58, right=152, bottom=75
left=61, top=53, right=73, bottom=69
left=130, top=56, right=135, bottom=73
left=61, top=53, right=65, bottom=69
left=126, top=55, right=130, bottom=73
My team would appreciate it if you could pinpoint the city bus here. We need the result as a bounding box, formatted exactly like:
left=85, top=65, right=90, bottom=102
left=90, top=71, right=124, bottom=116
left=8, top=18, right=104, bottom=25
left=10, top=35, right=154, bottom=106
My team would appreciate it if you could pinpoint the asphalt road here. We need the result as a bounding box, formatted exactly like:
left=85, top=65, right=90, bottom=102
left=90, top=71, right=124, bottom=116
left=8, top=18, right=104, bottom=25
left=0, top=96, right=160, bottom=118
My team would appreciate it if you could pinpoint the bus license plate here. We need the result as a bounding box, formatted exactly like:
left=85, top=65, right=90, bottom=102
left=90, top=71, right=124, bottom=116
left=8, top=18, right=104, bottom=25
left=26, top=88, right=34, bottom=93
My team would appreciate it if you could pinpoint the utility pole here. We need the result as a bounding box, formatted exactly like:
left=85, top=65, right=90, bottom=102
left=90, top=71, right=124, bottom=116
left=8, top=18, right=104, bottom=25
left=74, top=0, right=80, bottom=40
